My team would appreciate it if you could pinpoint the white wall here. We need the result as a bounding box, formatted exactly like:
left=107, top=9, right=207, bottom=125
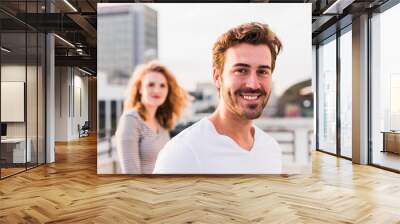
left=2, top=63, right=46, bottom=164
left=55, top=66, right=68, bottom=141
left=71, top=73, right=89, bottom=138
left=55, top=67, right=89, bottom=141
left=1, top=66, right=26, bottom=140
left=1, top=65, right=36, bottom=138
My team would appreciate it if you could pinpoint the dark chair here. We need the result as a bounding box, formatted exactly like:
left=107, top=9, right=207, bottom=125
left=79, top=121, right=90, bottom=138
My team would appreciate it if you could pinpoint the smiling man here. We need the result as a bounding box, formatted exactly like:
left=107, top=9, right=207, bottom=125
left=153, top=22, right=283, bottom=174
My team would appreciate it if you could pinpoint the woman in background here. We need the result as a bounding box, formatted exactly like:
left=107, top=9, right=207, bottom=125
left=116, top=61, right=188, bottom=174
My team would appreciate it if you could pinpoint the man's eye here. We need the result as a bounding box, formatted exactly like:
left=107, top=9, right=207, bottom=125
left=257, top=70, right=269, bottom=76
left=235, top=69, right=247, bottom=74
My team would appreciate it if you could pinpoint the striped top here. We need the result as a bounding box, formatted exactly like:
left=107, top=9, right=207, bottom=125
left=115, top=109, right=170, bottom=174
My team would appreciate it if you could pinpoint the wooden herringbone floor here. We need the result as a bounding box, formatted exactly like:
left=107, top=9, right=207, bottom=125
left=1, top=135, right=400, bottom=224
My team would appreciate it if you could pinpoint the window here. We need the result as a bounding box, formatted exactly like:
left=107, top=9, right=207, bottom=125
left=370, top=3, right=400, bottom=171
left=111, top=100, right=117, bottom=134
left=339, top=28, right=352, bottom=158
left=99, top=101, right=106, bottom=139
left=0, top=1, right=46, bottom=178
left=317, top=36, right=337, bottom=155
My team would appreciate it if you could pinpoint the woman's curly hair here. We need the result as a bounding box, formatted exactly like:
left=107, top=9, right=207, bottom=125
left=124, top=61, right=189, bottom=130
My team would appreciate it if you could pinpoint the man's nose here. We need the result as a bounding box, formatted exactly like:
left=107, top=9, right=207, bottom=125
left=245, top=73, right=261, bottom=89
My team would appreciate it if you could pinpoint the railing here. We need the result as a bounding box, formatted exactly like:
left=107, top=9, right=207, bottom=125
left=98, top=129, right=114, bottom=153
left=97, top=129, right=118, bottom=173
left=263, top=128, right=296, bottom=161
left=263, top=128, right=314, bottom=163
left=308, top=129, right=314, bottom=161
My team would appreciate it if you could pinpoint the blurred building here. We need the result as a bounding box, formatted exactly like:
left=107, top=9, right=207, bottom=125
left=97, top=4, right=158, bottom=138
left=262, top=82, right=279, bottom=117
left=98, top=4, right=157, bottom=84
left=188, top=82, right=219, bottom=115
left=276, top=79, right=313, bottom=117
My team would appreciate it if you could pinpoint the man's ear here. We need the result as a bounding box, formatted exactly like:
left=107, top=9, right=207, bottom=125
left=213, top=69, right=221, bottom=89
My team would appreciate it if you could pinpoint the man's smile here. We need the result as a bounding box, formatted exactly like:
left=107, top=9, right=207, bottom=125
left=239, top=93, right=262, bottom=102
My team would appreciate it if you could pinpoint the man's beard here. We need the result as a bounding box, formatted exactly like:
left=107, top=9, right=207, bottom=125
left=221, top=85, right=271, bottom=120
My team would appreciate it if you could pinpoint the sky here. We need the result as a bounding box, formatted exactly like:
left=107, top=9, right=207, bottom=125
left=147, top=3, right=312, bottom=96
left=98, top=3, right=313, bottom=96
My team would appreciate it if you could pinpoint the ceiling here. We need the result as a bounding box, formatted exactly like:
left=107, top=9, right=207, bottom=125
left=1, top=0, right=97, bottom=74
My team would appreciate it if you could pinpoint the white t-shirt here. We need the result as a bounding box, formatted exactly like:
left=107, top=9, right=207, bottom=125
left=153, top=117, right=282, bottom=174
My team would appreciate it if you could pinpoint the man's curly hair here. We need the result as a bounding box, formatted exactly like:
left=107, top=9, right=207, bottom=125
left=212, top=22, right=283, bottom=73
